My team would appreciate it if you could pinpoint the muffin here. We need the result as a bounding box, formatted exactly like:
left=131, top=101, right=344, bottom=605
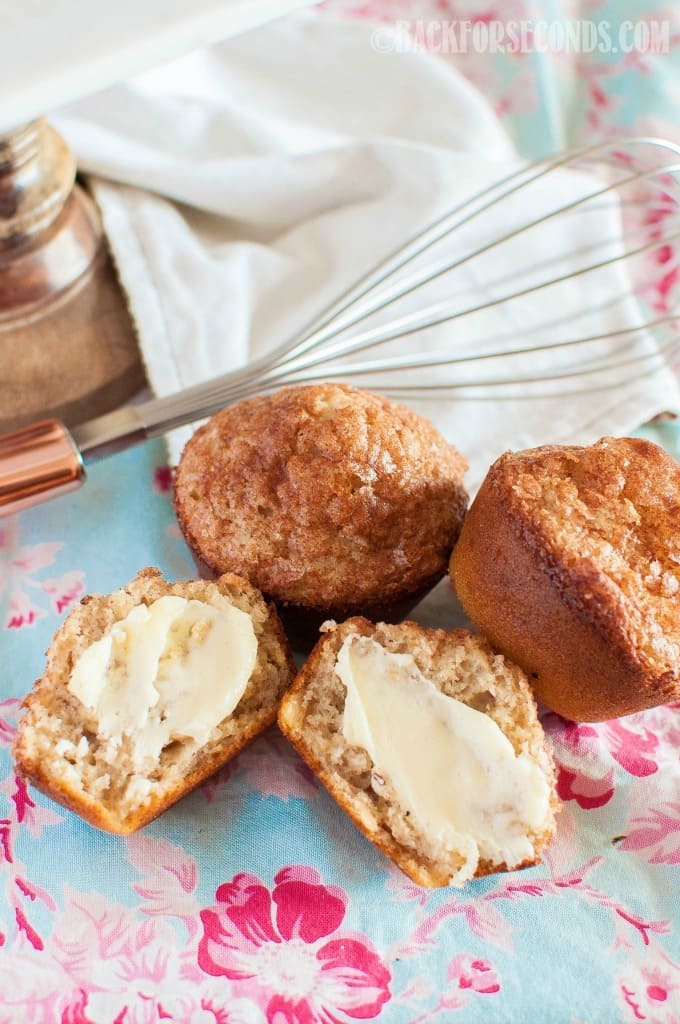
left=13, top=568, right=295, bottom=833
left=278, top=617, right=559, bottom=887
left=174, top=384, right=468, bottom=625
left=450, top=437, right=680, bottom=722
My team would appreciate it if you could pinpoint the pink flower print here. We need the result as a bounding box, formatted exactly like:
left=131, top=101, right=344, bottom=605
left=618, top=957, right=680, bottom=1024
left=49, top=888, right=254, bottom=1024
left=621, top=803, right=680, bottom=865
left=556, top=764, right=615, bottom=810
left=0, top=518, right=84, bottom=630
left=5, top=589, right=46, bottom=629
left=604, top=720, right=659, bottom=778
left=237, top=730, right=319, bottom=802
left=637, top=186, right=680, bottom=314
left=152, top=464, right=175, bottom=496
left=645, top=702, right=680, bottom=754
left=0, top=947, right=81, bottom=1024
left=447, top=954, right=501, bottom=995
left=384, top=861, right=431, bottom=907
left=0, top=698, right=20, bottom=748
left=201, top=731, right=318, bottom=804
left=200, top=760, right=239, bottom=803
left=428, top=954, right=502, bottom=1014
left=545, top=710, right=663, bottom=810
left=59, top=988, right=95, bottom=1024
left=179, top=996, right=265, bottom=1024
left=125, top=833, right=201, bottom=932
left=40, top=572, right=86, bottom=617
left=198, top=866, right=391, bottom=1022
left=151, top=464, right=184, bottom=538
left=548, top=719, right=615, bottom=809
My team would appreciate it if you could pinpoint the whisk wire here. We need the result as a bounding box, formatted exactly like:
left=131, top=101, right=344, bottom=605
left=271, top=139, right=640, bottom=354
left=272, top=226, right=680, bottom=381
left=125, top=135, right=680, bottom=439
left=267, top=142, right=680, bottom=372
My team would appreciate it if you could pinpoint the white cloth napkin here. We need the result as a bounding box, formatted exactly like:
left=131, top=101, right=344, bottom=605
left=54, top=11, right=680, bottom=490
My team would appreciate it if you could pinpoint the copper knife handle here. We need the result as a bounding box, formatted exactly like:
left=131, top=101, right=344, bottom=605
left=0, top=419, right=85, bottom=517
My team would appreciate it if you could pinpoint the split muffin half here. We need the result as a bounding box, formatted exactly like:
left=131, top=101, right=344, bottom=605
left=279, top=617, right=559, bottom=888
left=13, top=568, right=295, bottom=833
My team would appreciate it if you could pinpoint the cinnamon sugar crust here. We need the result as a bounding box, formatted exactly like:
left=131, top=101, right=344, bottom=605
left=451, top=437, right=680, bottom=721
left=174, top=383, right=468, bottom=615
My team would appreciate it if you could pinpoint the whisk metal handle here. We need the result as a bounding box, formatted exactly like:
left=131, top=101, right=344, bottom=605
left=0, top=419, right=85, bottom=517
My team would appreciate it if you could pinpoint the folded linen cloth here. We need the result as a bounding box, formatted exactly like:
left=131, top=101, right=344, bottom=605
left=54, top=12, right=680, bottom=489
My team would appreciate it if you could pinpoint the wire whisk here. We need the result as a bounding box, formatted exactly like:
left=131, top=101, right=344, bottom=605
left=128, top=134, right=680, bottom=436
left=4, top=135, right=679, bottom=515
left=2, top=136, right=675, bottom=516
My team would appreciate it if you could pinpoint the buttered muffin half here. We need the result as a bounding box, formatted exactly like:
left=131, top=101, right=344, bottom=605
left=451, top=436, right=680, bottom=721
left=278, top=618, right=558, bottom=888
left=174, top=383, right=468, bottom=620
left=13, top=569, right=295, bottom=833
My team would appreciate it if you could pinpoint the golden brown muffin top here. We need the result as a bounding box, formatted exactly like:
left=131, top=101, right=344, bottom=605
left=175, top=383, right=468, bottom=612
left=490, top=436, right=680, bottom=676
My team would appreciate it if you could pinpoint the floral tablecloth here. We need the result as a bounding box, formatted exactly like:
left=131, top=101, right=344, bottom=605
left=1, top=2, right=679, bottom=1022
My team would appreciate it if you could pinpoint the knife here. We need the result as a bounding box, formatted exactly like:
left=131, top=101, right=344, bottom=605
left=0, top=357, right=270, bottom=517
